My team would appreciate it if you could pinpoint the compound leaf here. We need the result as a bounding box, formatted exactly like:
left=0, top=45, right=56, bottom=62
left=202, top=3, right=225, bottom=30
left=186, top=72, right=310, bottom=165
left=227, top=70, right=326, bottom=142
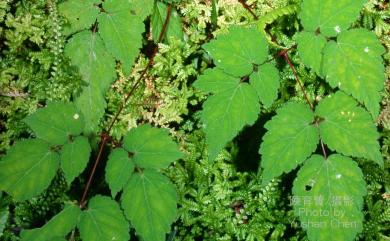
left=123, top=124, right=182, bottom=169
left=122, top=169, right=177, bottom=241
left=322, top=29, right=385, bottom=117
left=0, top=139, right=59, bottom=201
left=315, top=91, right=383, bottom=167
left=24, top=102, right=84, bottom=145
left=194, top=69, right=260, bottom=160
left=299, top=0, right=366, bottom=37
left=105, top=148, right=135, bottom=197
left=296, top=32, right=327, bottom=75
left=20, top=203, right=81, bottom=241
left=260, top=102, right=319, bottom=184
left=98, top=0, right=145, bottom=74
left=78, top=196, right=130, bottom=241
left=60, top=136, right=91, bottom=185
left=293, top=154, right=366, bottom=241
left=151, top=2, right=183, bottom=42
left=249, top=63, right=280, bottom=108
left=58, top=0, right=100, bottom=35
left=65, top=30, right=116, bottom=134
left=203, top=26, right=268, bottom=77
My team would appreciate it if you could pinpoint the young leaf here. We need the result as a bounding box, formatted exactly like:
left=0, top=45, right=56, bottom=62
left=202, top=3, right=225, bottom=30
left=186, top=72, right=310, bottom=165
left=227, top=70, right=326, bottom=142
left=78, top=196, right=130, bottom=241
left=315, top=91, right=383, bottom=167
left=122, top=169, right=177, bottom=241
left=105, top=148, right=135, bottom=197
left=123, top=124, right=182, bottom=169
left=20, top=203, right=81, bottom=241
left=98, top=0, right=145, bottom=74
left=203, top=26, right=268, bottom=77
left=299, top=0, right=366, bottom=37
left=249, top=63, right=280, bottom=108
left=259, top=102, right=319, bottom=184
left=60, top=136, right=92, bottom=185
left=0, top=139, right=60, bottom=201
left=24, top=102, right=84, bottom=145
left=151, top=2, right=183, bottom=42
left=293, top=154, right=366, bottom=241
left=194, top=69, right=260, bottom=160
left=65, top=30, right=116, bottom=134
left=296, top=32, right=327, bottom=75
left=322, top=29, right=386, bottom=117
left=58, top=0, right=100, bottom=35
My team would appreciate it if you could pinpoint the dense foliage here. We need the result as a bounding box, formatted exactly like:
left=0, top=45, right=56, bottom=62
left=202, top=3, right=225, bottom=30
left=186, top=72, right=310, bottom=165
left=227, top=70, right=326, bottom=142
left=0, top=0, right=389, bottom=241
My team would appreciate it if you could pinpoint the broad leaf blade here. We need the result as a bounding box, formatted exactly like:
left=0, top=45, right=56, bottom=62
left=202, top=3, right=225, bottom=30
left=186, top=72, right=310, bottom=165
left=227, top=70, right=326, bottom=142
left=299, top=0, right=366, bottom=36
left=58, top=0, right=100, bottom=35
left=322, top=29, right=385, bottom=117
left=123, top=124, right=182, bottom=169
left=60, top=136, right=91, bottom=185
left=65, top=30, right=116, bottom=134
left=98, top=0, right=145, bottom=74
left=200, top=81, right=260, bottom=160
left=293, top=154, right=366, bottom=241
left=296, top=32, right=327, bottom=75
left=21, top=203, right=81, bottom=241
left=249, top=63, right=280, bottom=108
left=0, top=139, right=59, bottom=201
left=204, top=26, right=268, bottom=77
left=105, top=148, right=135, bottom=197
left=78, top=196, right=130, bottom=241
left=151, top=2, right=183, bottom=42
left=315, top=91, right=383, bottom=167
left=194, top=68, right=239, bottom=94
left=259, top=102, right=319, bottom=184
left=122, top=169, right=177, bottom=241
left=24, top=102, right=84, bottom=145
left=129, top=0, right=155, bottom=20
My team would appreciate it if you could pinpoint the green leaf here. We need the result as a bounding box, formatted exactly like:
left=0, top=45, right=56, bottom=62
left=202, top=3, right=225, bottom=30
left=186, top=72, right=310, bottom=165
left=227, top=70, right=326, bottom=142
left=249, top=63, right=280, bottom=108
left=129, top=0, right=155, bottom=20
left=151, top=2, right=183, bottom=42
left=65, top=30, right=116, bottom=134
left=0, top=139, right=60, bottom=201
left=123, top=124, right=182, bottom=169
left=0, top=207, right=8, bottom=237
left=20, top=203, right=81, bottom=241
left=58, top=0, right=100, bottom=35
left=105, top=148, right=135, bottom=197
left=293, top=154, right=366, bottom=241
left=98, top=0, right=145, bottom=74
left=60, top=136, right=91, bottom=185
left=75, top=88, right=107, bottom=136
left=203, top=26, right=268, bottom=77
left=296, top=32, right=327, bottom=75
left=322, top=29, right=386, bottom=117
left=24, top=102, right=84, bottom=145
left=299, top=0, right=366, bottom=37
left=78, top=196, right=130, bottom=241
left=315, top=91, right=383, bottom=167
left=122, top=169, right=177, bottom=241
left=194, top=68, right=239, bottom=94
left=259, top=102, right=319, bottom=184
left=194, top=69, right=260, bottom=160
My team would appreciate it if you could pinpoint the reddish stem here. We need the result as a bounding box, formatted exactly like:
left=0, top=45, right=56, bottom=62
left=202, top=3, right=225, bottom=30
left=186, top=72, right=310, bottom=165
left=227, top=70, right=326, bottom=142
left=78, top=5, right=173, bottom=208
left=279, top=50, right=328, bottom=158
left=279, top=51, right=314, bottom=110
left=237, top=0, right=258, bottom=20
